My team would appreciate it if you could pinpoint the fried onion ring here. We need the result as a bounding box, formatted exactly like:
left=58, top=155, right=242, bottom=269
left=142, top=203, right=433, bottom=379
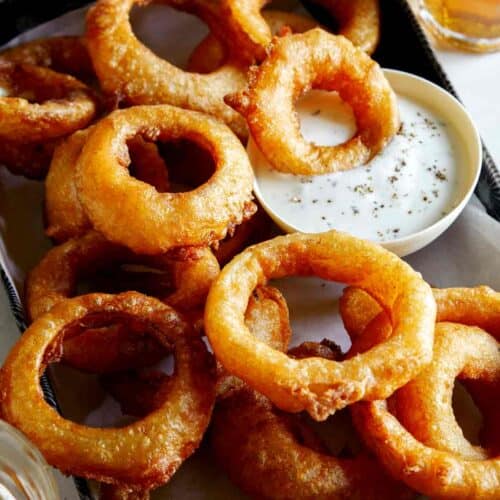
left=45, top=129, right=169, bottom=243
left=1, top=36, right=94, bottom=83
left=394, top=323, right=500, bottom=461
left=186, top=10, right=318, bottom=74
left=75, top=105, right=255, bottom=253
left=225, top=29, right=399, bottom=175
left=85, top=0, right=247, bottom=138
left=0, top=60, right=97, bottom=143
left=211, top=384, right=412, bottom=499
left=0, top=292, right=216, bottom=490
left=304, top=0, right=380, bottom=54
left=25, top=231, right=220, bottom=321
left=205, top=230, right=436, bottom=420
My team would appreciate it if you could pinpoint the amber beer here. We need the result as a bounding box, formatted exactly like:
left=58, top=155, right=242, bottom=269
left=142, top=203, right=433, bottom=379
left=418, top=0, right=500, bottom=52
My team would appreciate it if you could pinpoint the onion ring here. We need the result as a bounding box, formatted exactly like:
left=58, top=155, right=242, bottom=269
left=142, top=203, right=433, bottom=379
left=205, top=230, right=436, bottom=420
left=85, top=0, right=247, bottom=138
left=45, top=129, right=169, bottom=243
left=0, top=60, right=97, bottom=143
left=75, top=105, right=255, bottom=254
left=25, top=231, right=220, bottom=321
left=211, top=384, right=412, bottom=499
left=1, top=36, right=94, bottom=83
left=225, top=29, right=399, bottom=175
left=186, top=10, right=318, bottom=74
left=394, top=322, right=500, bottom=461
left=304, top=0, right=380, bottom=54
left=0, top=292, right=216, bottom=489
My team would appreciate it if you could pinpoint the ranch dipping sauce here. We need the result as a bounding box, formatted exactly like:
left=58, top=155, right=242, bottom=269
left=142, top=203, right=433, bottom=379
left=251, top=89, right=464, bottom=242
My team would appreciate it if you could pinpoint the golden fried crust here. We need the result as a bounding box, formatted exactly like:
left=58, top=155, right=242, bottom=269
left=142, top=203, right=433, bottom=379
left=75, top=105, right=255, bottom=254
left=225, top=29, right=399, bottom=175
left=205, top=230, right=436, bottom=420
left=0, top=292, right=216, bottom=490
left=85, top=0, right=247, bottom=138
left=0, top=60, right=97, bottom=143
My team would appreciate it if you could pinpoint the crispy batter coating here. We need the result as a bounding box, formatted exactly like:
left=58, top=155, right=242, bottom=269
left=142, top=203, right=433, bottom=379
left=85, top=0, right=247, bottom=138
left=75, top=105, right=255, bottom=254
left=0, top=292, right=216, bottom=490
left=226, top=29, right=399, bottom=175
left=205, top=230, right=436, bottom=420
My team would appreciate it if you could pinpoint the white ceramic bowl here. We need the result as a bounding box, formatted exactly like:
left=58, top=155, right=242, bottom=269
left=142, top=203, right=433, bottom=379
left=249, top=69, right=482, bottom=257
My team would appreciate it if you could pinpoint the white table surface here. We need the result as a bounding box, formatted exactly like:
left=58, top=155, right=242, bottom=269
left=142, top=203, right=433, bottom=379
left=0, top=12, right=500, bottom=500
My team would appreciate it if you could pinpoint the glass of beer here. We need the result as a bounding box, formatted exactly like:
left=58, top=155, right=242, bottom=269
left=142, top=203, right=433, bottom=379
left=418, top=0, right=500, bottom=52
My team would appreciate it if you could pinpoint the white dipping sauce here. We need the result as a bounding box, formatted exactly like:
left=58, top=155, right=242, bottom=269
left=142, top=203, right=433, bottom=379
left=252, top=89, right=463, bottom=241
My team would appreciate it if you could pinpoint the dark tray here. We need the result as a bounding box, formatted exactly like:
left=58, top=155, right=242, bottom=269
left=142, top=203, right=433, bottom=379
left=0, top=2, right=499, bottom=499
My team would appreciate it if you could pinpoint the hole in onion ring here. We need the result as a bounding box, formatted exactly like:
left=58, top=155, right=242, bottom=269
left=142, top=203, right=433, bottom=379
left=129, top=3, right=210, bottom=71
left=296, top=89, right=357, bottom=147
left=452, top=380, right=484, bottom=447
left=269, top=277, right=355, bottom=352
left=157, top=138, right=216, bottom=192
left=46, top=313, right=175, bottom=429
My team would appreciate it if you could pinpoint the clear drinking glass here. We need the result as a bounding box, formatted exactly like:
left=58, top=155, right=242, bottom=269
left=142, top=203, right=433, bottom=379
left=0, top=420, right=59, bottom=499
left=418, top=0, right=500, bottom=52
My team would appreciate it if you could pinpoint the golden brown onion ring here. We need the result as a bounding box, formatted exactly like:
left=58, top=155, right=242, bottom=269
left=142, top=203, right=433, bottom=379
left=75, top=105, right=255, bottom=254
left=394, top=323, right=500, bottom=461
left=45, top=129, right=169, bottom=243
left=186, top=10, right=318, bottom=74
left=205, top=230, right=436, bottom=420
left=25, top=231, right=220, bottom=321
left=0, top=36, right=94, bottom=83
left=0, top=292, right=216, bottom=490
left=85, top=0, right=247, bottom=138
left=304, top=0, right=380, bottom=54
left=226, top=29, right=399, bottom=175
left=0, top=60, right=97, bottom=143
left=211, top=384, right=413, bottom=499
